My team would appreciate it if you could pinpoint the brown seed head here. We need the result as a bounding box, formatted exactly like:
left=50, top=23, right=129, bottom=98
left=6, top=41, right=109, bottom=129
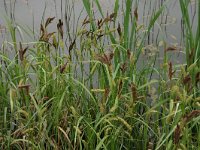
left=174, top=124, right=181, bottom=145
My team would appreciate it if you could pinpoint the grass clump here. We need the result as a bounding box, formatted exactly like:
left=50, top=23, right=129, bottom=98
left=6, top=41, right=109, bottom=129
left=0, top=0, right=200, bottom=149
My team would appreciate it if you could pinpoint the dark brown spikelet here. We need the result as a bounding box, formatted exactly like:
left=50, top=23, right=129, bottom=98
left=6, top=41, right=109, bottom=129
left=117, top=79, right=123, bottom=97
left=102, top=12, right=116, bottom=24
left=127, top=49, right=131, bottom=59
left=69, top=38, right=76, bottom=52
left=165, top=46, right=177, bottom=52
left=134, top=7, right=138, bottom=21
left=168, top=61, right=175, bottom=80
left=96, top=52, right=114, bottom=66
left=82, top=16, right=93, bottom=26
left=60, top=62, right=68, bottom=74
left=18, top=84, right=31, bottom=94
left=96, top=54, right=108, bottom=65
left=97, top=34, right=104, bottom=40
left=97, top=19, right=103, bottom=29
left=182, top=74, right=191, bottom=85
left=130, top=83, right=137, bottom=102
left=104, top=88, right=110, bottom=102
left=46, top=32, right=56, bottom=40
left=82, top=16, right=88, bottom=26
left=182, top=110, right=200, bottom=124
left=86, top=30, right=92, bottom=37
left=45, top=17, right=55, bottom=28
left=109, top=12, right=116, bottom=20
left=103, top=18, right=111, bottom=24
left=195, top=72, right=200, bottom=84
left=57, top=19, right=63, bottom=39
left=19, top=42, right=28, bottom=61
left=40, top=24, right=45, bottom=35
left=117, top=23, right=122, bottom=37
left=39, top=21, right=55, bottom=42
left=174, top=124, right=181, bottom=145
left=120, top=62, right=127, bottom=73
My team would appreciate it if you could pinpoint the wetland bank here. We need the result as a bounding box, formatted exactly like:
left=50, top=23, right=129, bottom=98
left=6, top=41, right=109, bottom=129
left=0, top=0, right=200, bottom=149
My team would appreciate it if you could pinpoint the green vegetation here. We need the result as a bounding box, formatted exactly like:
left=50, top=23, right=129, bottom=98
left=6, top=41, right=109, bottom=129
left=0, top=0, right=200, bottom=149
